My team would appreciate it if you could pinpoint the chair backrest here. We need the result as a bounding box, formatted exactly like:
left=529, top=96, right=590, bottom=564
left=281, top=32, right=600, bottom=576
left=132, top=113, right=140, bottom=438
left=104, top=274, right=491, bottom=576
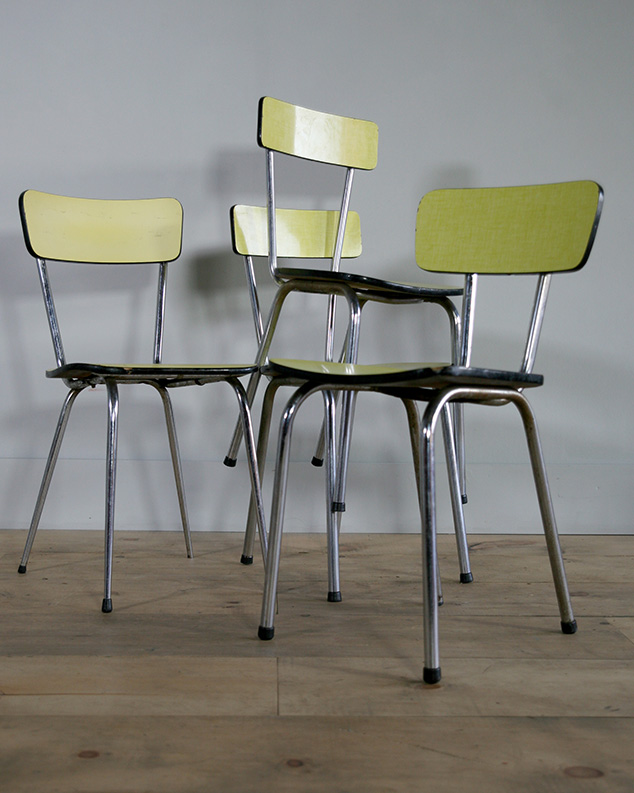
left=258, top=96, right=378, bottom=170
left=257, top=97, right=377, bottom=276
left=19, top=190, right=184, bottom=367
left=415, top=181, right=602, bottom=275
left=20, top=190, right=183, bottom=264
left=414, top=181, right=603, bottom=372
left=231, top=205, right=362, bottom=259
left=230, top=203, right=363, bottom=342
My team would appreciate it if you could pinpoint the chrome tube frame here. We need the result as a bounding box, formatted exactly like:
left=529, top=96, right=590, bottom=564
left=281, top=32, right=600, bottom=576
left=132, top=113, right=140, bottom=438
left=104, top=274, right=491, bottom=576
left=226, top=377, right=268, bottom=564
left=148, top=383, right=193, bottom=559
left=18, top=387, right=84, bottom=573
left=241, top=378, right=287, bottom=562
left=257, top=379, right=575, bottom=686
left=102, top=378, right=119, bottom=613
left=224, top=280, right=362, bottom=465
left=243, top=254, right=264, bottom=343
left=418, top=384, right=576, bottom=684
left=521, top=274, right=552, bottom=375
left=37, top=258, right=65, bottom=368
left=153, top=262, right=168, bottom=364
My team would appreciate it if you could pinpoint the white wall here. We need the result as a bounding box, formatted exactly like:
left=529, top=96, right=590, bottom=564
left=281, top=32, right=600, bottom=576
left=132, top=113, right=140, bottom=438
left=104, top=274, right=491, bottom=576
left=1, top=0, right=632, bottom=536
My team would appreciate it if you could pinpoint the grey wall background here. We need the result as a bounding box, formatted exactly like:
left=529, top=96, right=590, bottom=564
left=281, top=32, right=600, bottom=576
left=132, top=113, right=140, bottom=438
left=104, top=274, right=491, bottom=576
left=1, top=0, right=632, bottom=535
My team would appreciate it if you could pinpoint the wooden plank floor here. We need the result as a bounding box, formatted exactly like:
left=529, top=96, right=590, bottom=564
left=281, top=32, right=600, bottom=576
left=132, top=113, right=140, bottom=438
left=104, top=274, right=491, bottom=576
left=1, top=529, right=632, bottom=792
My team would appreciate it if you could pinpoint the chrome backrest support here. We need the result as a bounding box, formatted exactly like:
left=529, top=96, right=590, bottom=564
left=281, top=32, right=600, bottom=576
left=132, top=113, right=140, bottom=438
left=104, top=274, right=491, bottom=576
left=153, top=262, right=168, bottom=365
left=36, top=258, right=65, bottom=369
left=521, top=274, right=552, bottom=375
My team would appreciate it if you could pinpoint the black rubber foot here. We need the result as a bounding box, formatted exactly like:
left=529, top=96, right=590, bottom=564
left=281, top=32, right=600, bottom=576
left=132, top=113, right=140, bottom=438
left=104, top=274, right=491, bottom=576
left=460, top=572, right=474, bottom=584
left=223, top=456, right=237, bottom=468
left=258, top=625, right=274, bottom=640
left=240, top=554, right=254, bottom=566
left=332, top=502, right=346, bottom=513
left=561, top=619, right=578, bottom=634
left=327, top=591, right=342, bottom=602
left=17, top=565, right=27, bottom=574
left=102, top=598, right=113, bottom=613
left=311, top=456, right=324, bottom=467
left=461, top=494, right=468, bottom=505
left=423, top=667, right=442, bottom=685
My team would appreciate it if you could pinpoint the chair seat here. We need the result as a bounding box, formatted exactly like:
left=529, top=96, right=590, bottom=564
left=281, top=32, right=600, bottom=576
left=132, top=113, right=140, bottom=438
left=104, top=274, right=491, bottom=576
left=263, top=358, right=544, bottom=389
left=275, top=266, right=463, bottom=298
left=47, top=362, right=258, bottom=383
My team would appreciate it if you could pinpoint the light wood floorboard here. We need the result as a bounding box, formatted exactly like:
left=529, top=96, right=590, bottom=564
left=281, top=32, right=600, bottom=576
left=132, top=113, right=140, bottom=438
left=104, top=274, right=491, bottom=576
left=1, top=530, right=632, bottom=792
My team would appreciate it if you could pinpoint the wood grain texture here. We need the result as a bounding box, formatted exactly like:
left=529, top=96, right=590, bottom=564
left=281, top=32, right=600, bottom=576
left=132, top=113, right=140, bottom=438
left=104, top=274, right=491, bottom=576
left=1, top=530, right=632, bottom=792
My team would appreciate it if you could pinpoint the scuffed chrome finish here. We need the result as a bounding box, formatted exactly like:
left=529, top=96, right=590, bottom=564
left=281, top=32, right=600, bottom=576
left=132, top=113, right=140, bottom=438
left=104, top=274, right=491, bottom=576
left=37, top=258, right=65, bottom=368
left=18, top=387, right=84, bottom=572
left=402, top=398, right=443, bottom=604
left=103, top=379, right=119, bottom=612
left=440, top=405, right=471, bottom=579
left=325, top=167, right=355, bottom=362
left=227, top=377, right=268, bottom=564
left=418, top=384, right=576, bottom=681
left=260, top=381, right=319, bottom=633
left=457, top=274, right=477, bottom=501
left=323, top=389, right=341, bottom=596
left=521, top=274, right=552, bottom=375
left=459, top=274, right=477, bottom=368
left=312, top=302, right=367, bottom=467
left=148, top=383, right=193, bottom=559
left=332, top=389, right=357, bottom=511
left=153, top=262, right=168, bottom=364
left=224, top=279, right=362, bottom=463
left=241, top=379, right=286, bottom=561
left=266, top=150, right=279, bottom=283
left=244, top=255, right=264, bottom=343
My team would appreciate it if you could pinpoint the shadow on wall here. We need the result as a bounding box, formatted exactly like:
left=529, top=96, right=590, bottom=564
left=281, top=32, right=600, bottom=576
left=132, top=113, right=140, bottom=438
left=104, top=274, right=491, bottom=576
left=209, top=146, right=348, bottom=209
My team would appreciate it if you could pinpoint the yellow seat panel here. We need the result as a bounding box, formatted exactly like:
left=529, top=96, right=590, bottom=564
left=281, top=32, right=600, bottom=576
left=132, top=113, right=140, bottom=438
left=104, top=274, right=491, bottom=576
left=231, top=205, right=362, bottom=259
left=415, top=181, right=602, bottom=275
left=20, top=190, right=183, bottom=264
left=258, top=97, right=378, bottom=170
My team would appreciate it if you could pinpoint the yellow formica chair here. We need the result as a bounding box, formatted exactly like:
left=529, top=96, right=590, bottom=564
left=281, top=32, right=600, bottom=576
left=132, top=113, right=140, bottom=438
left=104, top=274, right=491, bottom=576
left=225, top=97, right=469, bottom=584
left=254, top=180, right=603, bottom=684
left=17, top=190, right=267, bottom=613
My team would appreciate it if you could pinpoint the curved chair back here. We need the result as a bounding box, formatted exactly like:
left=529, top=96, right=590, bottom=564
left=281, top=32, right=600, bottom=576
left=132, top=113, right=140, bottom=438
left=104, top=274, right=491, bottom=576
left=258, top=96, right=378, bottom=170
left=231, top=205, right=362, bottom=259
left=20, top=190, right=183, bottom=265
left=415, top=181, right=603, bottom=275
left=415, top=180, right=604, bottom=374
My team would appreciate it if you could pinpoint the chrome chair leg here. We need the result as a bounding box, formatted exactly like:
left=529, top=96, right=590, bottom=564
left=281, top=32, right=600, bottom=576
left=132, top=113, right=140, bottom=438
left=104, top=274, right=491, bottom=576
left=513, top=392, right=576, bottom=632
left=440, top=405, right=472, bottom=583
left=241, top=379, right=284, bottom=563
left=228, top=378, right=268, bottom=565
left=18, top=387, right=83, bottom=574
left=417, top=385, right=577, bottom=684
left=151, top=383, right=193, bottom=559
left=403, top=398, right=445, bottom=605
left=259, top=382, right=316, bottom=639
left=323, top=389, right=341, bottom=600
left=418, top=393, right=448, bottom=685
left=102, top=379, right=119, bottom=614
left=332, top=390, right=357, bottom=513
left=224, top=367, right=263, bottom=467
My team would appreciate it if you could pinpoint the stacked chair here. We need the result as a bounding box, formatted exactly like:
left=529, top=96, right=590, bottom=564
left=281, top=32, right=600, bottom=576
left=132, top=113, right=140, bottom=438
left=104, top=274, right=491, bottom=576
left=226, top=97, right=472, bottom=595
left=17, top=190, right=267, bottom=613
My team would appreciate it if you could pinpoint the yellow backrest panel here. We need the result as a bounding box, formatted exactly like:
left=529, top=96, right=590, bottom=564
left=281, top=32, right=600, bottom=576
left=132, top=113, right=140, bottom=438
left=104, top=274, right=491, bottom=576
left=20, top=190, right=184, bottom=264
left=415, top=181, right=602, bottom=274
left=258, top=97, right=378, bottom=170
left=231, top=205, right=362, bottom=259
